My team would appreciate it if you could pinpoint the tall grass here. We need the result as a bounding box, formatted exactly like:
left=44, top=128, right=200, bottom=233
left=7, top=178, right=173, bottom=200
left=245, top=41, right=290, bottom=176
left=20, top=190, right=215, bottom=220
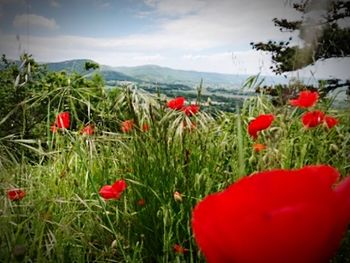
left=1, top=85, right=349, bottom=262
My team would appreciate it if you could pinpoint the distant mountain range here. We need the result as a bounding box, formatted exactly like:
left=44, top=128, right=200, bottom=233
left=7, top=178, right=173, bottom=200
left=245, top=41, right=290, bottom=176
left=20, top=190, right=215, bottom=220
left=43, top=59, right=289, bottom=89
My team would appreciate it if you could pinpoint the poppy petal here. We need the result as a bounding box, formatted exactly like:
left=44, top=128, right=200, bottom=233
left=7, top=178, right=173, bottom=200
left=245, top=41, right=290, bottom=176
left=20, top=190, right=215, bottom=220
left=7, top=188, right=26, bottom=201
left=182, top=105, right=200, bottom=116
left=289, top=91, right=319, bottom=108
left=302, top=111, right=325, bottom=128
left=55, top=112, right=70, bottom=129
left=112, top=179, right=127, bottom=192
left=167, top=97, right=185, bottom=110
left=324, top=115, right=338, bottom=129
left=248, top=114, right=275, bottom=139
left=192, top=165, right=349, bottom=263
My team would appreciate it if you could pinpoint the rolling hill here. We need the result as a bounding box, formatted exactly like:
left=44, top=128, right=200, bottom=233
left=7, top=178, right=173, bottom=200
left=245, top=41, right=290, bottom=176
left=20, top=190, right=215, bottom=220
left=43, top=59, right=288, bottom=89
left=113, top=64, right=247, bottom=86
left=45, top=59, right=94, bottom=74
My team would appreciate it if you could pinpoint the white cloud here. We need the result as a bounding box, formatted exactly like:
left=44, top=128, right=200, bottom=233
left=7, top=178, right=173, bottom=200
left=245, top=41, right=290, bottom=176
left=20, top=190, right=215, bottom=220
left=50, top=0, right=60, bottom=7
left=0, top=33, right=213, bottom=58
left=100, top=2, right=111, bottom=8
left=0, top=33, right=274, bottom=75
left=144, top=0, right=205, bottom=16
left=1, top=32, right=347, bottom=79
left=180, top=51, right=274, bottom=75
left=13, top=14, right=59, bottom=30
left=92, top=0, right=111, bottom=8
left=18, top=33, right=218, bottom=52
left=154, top=0, right=302, bottom=48
left=130, top=0, right=303, bottom=54
left=130, top=54, right=164, bottom=62
left=0, top=0, right=26, bottom=5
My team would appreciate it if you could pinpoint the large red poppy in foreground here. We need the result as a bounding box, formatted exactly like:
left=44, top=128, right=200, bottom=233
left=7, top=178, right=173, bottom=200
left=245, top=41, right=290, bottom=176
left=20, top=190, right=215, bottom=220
left=192, top=165, right=350, bottom=263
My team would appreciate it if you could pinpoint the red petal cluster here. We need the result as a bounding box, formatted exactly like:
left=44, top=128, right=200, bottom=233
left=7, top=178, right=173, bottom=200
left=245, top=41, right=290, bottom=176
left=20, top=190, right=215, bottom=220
left=99, top=179, right=127, bottom=200
left=55, top=112, right=70, bottom=129
left=7, top=188, right=26, bottom=201
left=121, top=120, right=134, bottom=133
left=142, top=123, right=150, bottom=132
left=324, top=115, right=338, bottom=129
left=253, top=143, right=266, bottom=152
left=248, top=114, right=275, bottom=139
left=192, top=165, right=350, bottom=263
left=167, top=97, right=185, bottom=110
left=290, top=90, right=319, bottom=108
left=137, top=198, right=145, bottom=206
left=50, top=124, right=58, bottom=133
left=167, top=97, right=200, bottom=116
left=51, top=112, right=70, bottom=132
left=302, top=110, right=325, bottom=128
left=173, top=244, right=189, bottom=254
left=182, top=105, right=200, bottom=116
left=81, top=124, right=95, bottom=135
left=301, top=111, right=338, bottom=129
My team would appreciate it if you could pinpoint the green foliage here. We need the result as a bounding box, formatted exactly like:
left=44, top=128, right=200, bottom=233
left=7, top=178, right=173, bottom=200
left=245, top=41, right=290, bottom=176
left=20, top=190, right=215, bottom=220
left=84, top=61, right=100, bottom=71
left=0, top=54, right=46, bottom=137
left=0, top=54, right=112, bottom=167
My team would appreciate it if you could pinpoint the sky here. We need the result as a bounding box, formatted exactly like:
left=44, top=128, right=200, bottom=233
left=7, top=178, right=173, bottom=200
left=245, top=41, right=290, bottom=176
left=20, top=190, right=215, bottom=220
left=0, top=0, right=349, bottom=79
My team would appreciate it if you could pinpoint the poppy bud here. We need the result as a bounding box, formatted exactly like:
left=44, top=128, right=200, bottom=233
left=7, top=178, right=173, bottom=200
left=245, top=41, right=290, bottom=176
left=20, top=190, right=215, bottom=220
left=173, top=191, right=183, bottom=202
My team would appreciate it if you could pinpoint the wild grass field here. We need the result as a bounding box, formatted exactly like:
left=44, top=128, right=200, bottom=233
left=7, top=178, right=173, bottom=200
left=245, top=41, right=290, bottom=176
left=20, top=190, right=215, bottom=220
left=0, top=59, right=350, bottom=262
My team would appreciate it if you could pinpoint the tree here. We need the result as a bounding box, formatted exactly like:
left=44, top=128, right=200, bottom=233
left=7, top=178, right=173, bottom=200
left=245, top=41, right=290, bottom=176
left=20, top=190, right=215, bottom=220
left=84, top=61, right=100, bottom=71
left=251, top=0, right=350, bottom=94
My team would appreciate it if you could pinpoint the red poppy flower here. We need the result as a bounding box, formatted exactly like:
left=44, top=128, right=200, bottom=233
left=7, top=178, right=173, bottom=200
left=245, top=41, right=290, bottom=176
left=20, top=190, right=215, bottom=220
left=55, top=112, right=70, bottom=129
left=182, top=104, right=200, bottom=116
left=81, top=124, right=95, bottom=135
left=253, top=143, right=266, bottom=152
left=302, top=110, right=325, bottom=128
left=167, top=97, right=185, bottom=110
left=137, top=198, right=145, bottom=206
left=121, top=120, right=134, bottom=133
left=50, top=124, right=58, bottom=133
left=289, top=90, right=319, bottom=108
left=99, top=179, right=127, bottom=200
left=324, top=115, right=338, bottom=129
left=173, top=244, right=189, bottom=254
left=248, top=114, right=275, bottom=139
left=142, top=123, right=149, bottom=132
left=192, top=165, right=350, bottom=263
left=7, top=188, right=26, bottom=201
